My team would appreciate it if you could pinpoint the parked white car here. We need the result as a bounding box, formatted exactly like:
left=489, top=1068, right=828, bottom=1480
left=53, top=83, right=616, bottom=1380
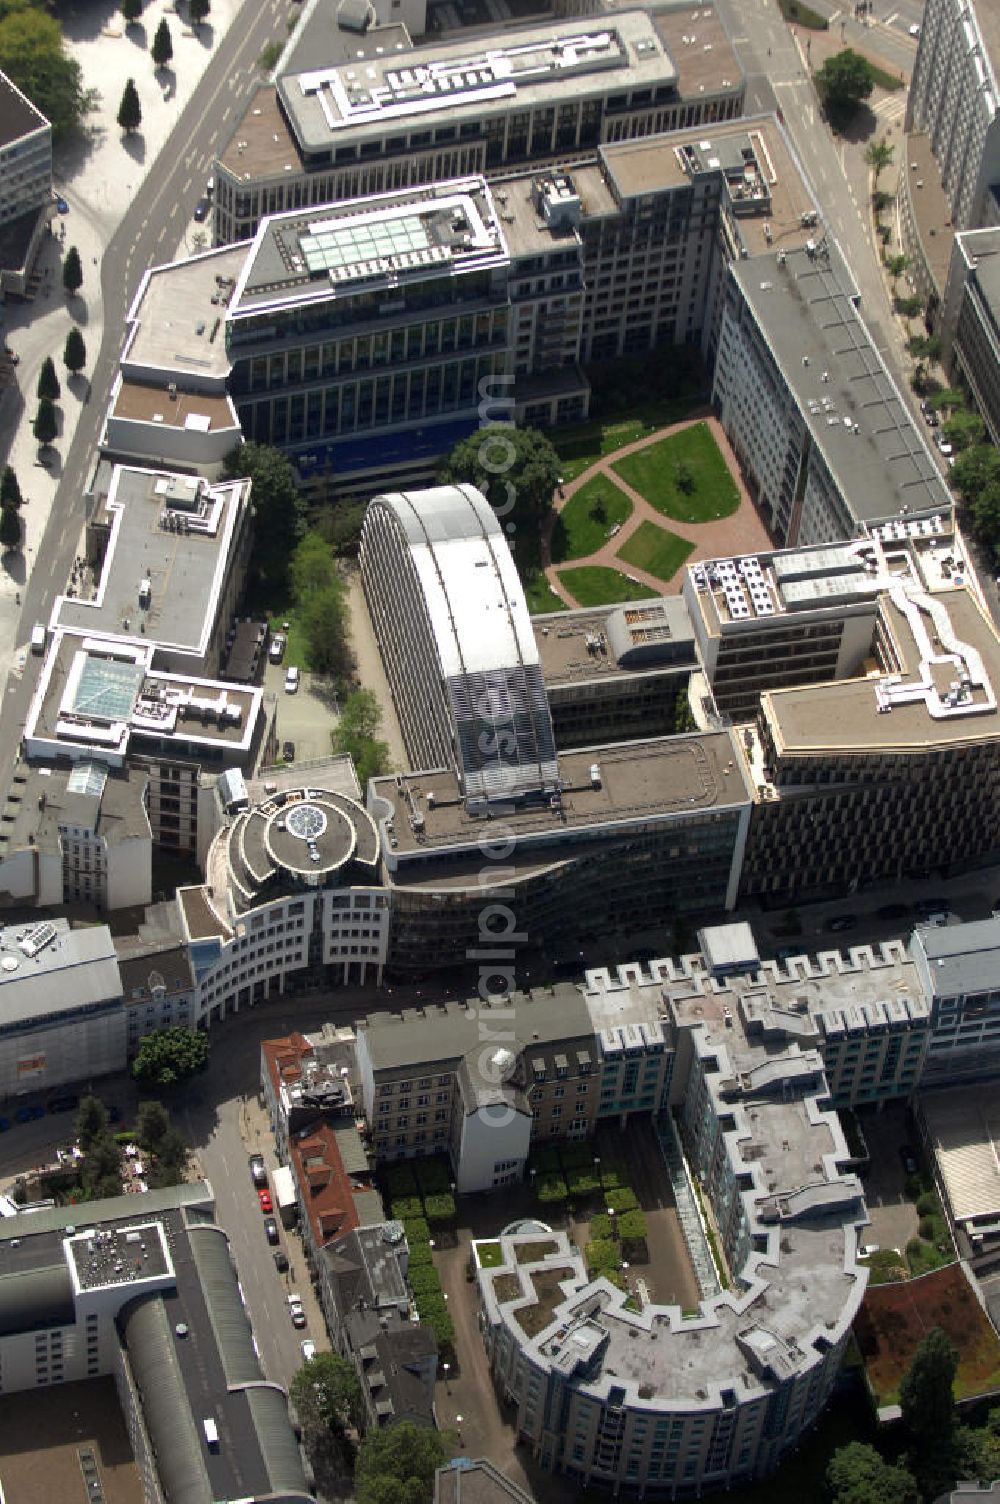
left=288, top=1293, right=306, bottom=1328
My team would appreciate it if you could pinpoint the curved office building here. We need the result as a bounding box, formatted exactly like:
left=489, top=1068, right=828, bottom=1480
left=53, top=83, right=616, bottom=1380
left=360, top=484, right=558, bottom=804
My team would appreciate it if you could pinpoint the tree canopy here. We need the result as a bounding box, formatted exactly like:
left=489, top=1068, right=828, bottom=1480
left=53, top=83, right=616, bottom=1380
left=864, top=137, right=893, bottom=184
left=0, top=505, right=21, bottom=550
left=332, top=688, right=390, bottom=786
left=355, top=1421, right=456, bottom=1504
left=900, top=1326, right=958, bottom=1441
left=815, top=49, right=876, bottom=126
left=64, top=326, right=86, bottom=374
left=151, top=16, right=172, bottom=68
left=290, top=529, right=337, bottom=599
left=1, top=465, right=23, bottom=508
left=826, top=1441, right=918, bottom=1504
left=0, top=5, right=92, bottom=139
left=189, top=0, right=210, bottom=24
left=74, top=1094, right=109, bottom=1151
left=132, top=1026, right=209, bottom=1088
left=121, top=0, right=142, bottom=23
left=62, top=244, right=82, bottom=295
left=438, top=424, right=561, bottom=530
left=117, top=77, right=141, bottom=134
left=33, top=396, right=57, bottom=446
left=290, top=1351, right=364, bottom=1437
left=223, top=442, right=306, bottom=588
left=37, top=354, right=59, bottom=402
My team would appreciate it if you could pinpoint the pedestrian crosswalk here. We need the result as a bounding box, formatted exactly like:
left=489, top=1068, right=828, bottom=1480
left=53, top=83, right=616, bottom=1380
left=874, top=94, right=907, bottom=126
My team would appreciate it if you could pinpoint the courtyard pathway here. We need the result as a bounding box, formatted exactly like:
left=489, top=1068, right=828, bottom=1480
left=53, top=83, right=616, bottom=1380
left=542, top=413, right=771, bottom=606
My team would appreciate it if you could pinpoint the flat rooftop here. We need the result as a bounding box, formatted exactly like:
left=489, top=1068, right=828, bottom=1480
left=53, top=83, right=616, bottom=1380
left=111, top=378, right=237, bottom=433
left=279, top=12, right=683, bottom=153
left=219, top=82, right=302, bottom=180
left=0, top=918, right=121, bottom=1023
left=123, top=245, right=244, bottom=382
left=372, top=731, right=752, bottom=859
left=0, top=69, right=46, bottom=146
left=26, top=635, right=263, bottom=764
left=68, top=1221, right=172, bottom=1292
left=763, top=575, right=1000, bottom=754
left=51, top=466, right=249, bottom=658
left=731, top=241, right=953, bottom=525
left=650, top=2, right=740, bottom=100
left=230, top=178, right=504, bottom=314
left=911, top=916, right=1000, bottom=999
left=0, top=760, right=150, bottom=858
left=532, top=598, right=697, bottom=683
left=902, top=130, right=953, bottom=294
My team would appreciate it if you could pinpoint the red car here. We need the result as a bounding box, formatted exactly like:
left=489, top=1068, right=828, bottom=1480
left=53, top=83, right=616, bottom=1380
left=257, top=1189, right=273, bottom=1213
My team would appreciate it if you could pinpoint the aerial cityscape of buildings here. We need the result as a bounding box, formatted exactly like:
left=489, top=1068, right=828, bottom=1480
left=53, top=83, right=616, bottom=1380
left=2, top=0, right=1000, bottom=1499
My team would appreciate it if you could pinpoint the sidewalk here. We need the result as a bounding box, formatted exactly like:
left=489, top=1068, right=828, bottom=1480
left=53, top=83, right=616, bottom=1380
left=543, top=415, right=771, bottom=605
left=0, top=0, right=251, bottom=683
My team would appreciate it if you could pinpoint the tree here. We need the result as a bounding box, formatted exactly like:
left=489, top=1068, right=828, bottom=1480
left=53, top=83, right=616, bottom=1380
left=37, top=355, right=60, bottom=403
left=151, top=17, right=172, bottom=68
left=75, top=1095, right=109, bottom=1152
left=299, top=581, right=353, bottom=678
left=1, top=464, right=23, bottom=509
left=62, top=244, right=82, bottom=296
left=675, top=459, right=695, bottom=495
left=438, top=424, right=561, bottom=530
left=290, top=529, right=337, bottom=600
left=0, top=8, right=93, bottom=140
left=951, top=444, right=1000, bottom=507
left=355, top=1421, right=457, bottom=1504
left=79, top=1130, right=123, bottom=1197
left=33, top=396, right=57, bottom=446
left=0, top=505, right=20, bottom=551
left=132, top=1026, right=209, bottom=1088
left=332, top=689, right=390, bottom=786
left=117, top=77, right=141, bottom=135
left=137, top=1098, right=170, bottom=1152
left=63, top=326, right=86, bottom=374
left=222, top=442, right=306, bottom=586
left=189, top=0, right=210, bottom=25
left=121, top=0, right=142, bottom=23
left=885, top=253, right=908, bottom=292
left=826, top=1442, right=918, bottom=1504
left=815, top=49, right=876, bottom=126
left=291, top=1352, right=364, bottom=1437
left=900, top=1326, right=958, bottom=1444
left=943, top=408, right=985, bottom=451
left=865, top=137, right=894, bottom=186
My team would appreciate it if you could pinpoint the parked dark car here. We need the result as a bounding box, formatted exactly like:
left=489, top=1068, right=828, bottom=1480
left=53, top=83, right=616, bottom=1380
left=0, top=1116, right=10, bottom=1132
left=47, top=1094, right=80, bottom=1114
left=15, top=1104, right=44, bottom=1123
left=915, top=897, right=949, bottom=918
left=274, top=1249, right=289, bottom=1272
left=264, top=1218, right=280, bottom=1246
left=282, top=740, right=295, bottom=762
left=824, top=914, right=858, bottom=932
left=899, top=1144, right=918, bottom=1176
left=193, top=197, right=210, bottom=222
left=876, top=903, right=910, bottom=920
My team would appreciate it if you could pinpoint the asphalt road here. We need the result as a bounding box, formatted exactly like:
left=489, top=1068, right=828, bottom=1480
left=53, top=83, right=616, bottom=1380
left=0, top=0, right=293, bottom=802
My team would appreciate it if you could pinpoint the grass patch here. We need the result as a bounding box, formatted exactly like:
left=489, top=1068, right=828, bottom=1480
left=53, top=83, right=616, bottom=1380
left=777, top=0, right=828, bottom=28
left=240, top=579, right=308, bottom=671
left=476, top=1241, right=504, bottom=1269
left=868, top=61, right=905, bottom=92
left=511, top=1266, right=576, bottom=1338
left=611, top=423, right=740, bottom=523
left=856, top=1262, right=1000, bottom=1405
left=551, top=476, right=632, bottom=562
left=617, top=521, right=694, bottom=584
left=523, top=572, right=567, bottom=614
left=511, top=527, right=567, bottom=615
left=552, top=395, right=702, bottom=481
left=558, top=565, right=659, bottom=607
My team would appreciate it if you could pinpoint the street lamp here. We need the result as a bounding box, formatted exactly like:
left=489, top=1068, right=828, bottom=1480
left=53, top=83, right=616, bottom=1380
left=443, top=1361, right=451, bottom=1393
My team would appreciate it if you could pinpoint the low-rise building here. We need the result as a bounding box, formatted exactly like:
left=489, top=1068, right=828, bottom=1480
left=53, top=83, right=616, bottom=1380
left=0, top=918, right=125, bottom=1100
left=941, top=226, right=1000, bottom=446
left=911, top=916, right=1000, bottom=1085
left=0, top=1182, right=311, bottom=1503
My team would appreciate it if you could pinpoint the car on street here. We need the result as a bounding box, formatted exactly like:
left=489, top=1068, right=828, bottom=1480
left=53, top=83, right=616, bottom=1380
left=900, top=1144, right=918, bottom=1176
left=284, top=666, right=300, bottom=694
left=300, top=1339, right=316, bottom=1362
left=268, top=633, right=286, bottom=663
left=257, top=1188, right=273, bottom=1214
left=273, top=1249, right=289, bottom=1272
left=282, top=740, right=295, bottom=762
left=288, top=1293, right=306, bottom=1328
left=193, top=197, right=210, bottom=222
left=264, top=1218, right=280, bottom=1246
left=249, top=1153, right=267, bottom=1187
left=909, top=23, right=920, bottom=36
left=15, top=1104, right=44, bottom=1122
left=915, top=897, right=949, bottom=918
left=55, top=196, right=68, bottom=214
left=0, top=1116, right=10, bottom=1132
left=47, top=1094, right=79, bottom=1114
left=824, top=914, right=858, bottom=932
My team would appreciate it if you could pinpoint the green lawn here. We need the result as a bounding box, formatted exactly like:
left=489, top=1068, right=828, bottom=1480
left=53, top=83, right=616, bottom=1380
left=552, top=395, right=702, bottom=481
left=550, top=476, right=632, bottom=563
left=240, top=579, right=308, bottom=670
left=617, top=521, right=693, bottom=584
left=611, top=423, right=740, bottom=523
left=558, top=565, right=659, bottom=607
left=523, top=573, right=567, bottom=615
left=868, top=62, right=906, bottom=92
left=777, top=0, right=828, bottom=28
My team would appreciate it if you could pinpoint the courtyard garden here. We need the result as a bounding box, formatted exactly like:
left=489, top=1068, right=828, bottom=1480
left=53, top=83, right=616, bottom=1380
left=610, top=421, right=740, bottom=524
left=549, top=475, right=632, bottom=562
left=855, top=1262, right=1000, bottom=1405
left=557, top=565, right=659, bottom=607
left=382, top=1158, right=458, bottom=1358
left=617, top=520, right=694, bottom=583
left=528, top=1140, right=649, bottom=1295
